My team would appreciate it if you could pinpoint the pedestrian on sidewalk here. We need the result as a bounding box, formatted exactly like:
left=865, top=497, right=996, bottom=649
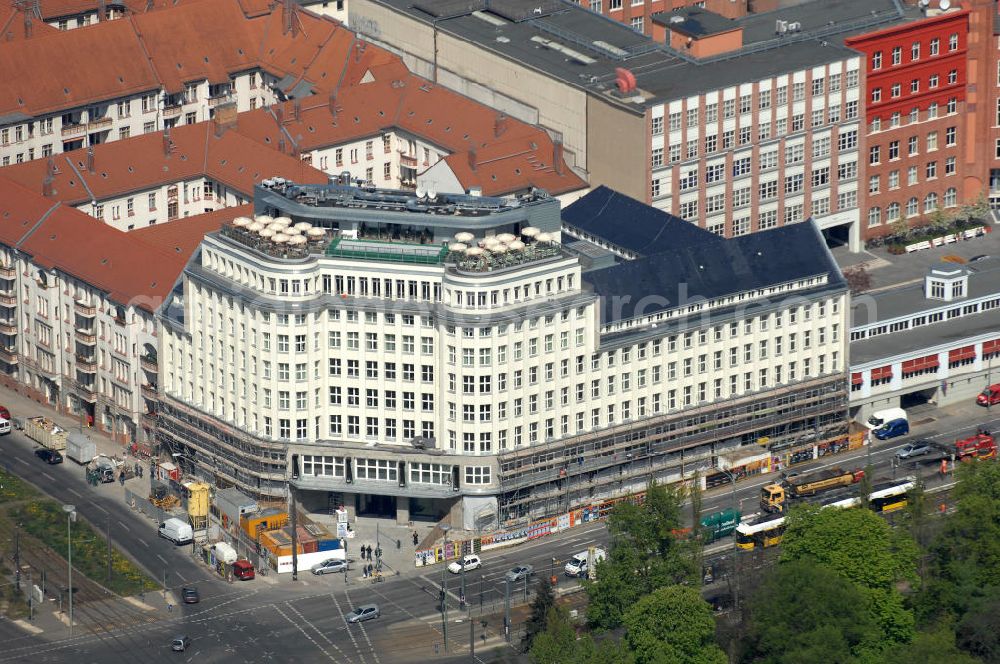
left=119, top=471, right=126, bottom=486
left=363, top=566, right=368, bottom=579
left=412, top=531, right=419, bottom=547
left=396, top=538, right=401, bottom=550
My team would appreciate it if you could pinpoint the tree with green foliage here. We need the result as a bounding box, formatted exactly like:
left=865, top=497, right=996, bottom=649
left=955, top=595, right=1000, bottom=663
left=623, top=586, right=726, bottom=664
left=530, top=606, right=633, bottom=664
left=883, top=621, right=981, bottom=664
left=740, top=559, right=884, bottom=663
left=523, top=577, right=556, bottom=651
left=779, top=504, right=918, bottom=645
left=586, top=481, right=697, bottom=630
left=856, top=464, right=874, bottom=511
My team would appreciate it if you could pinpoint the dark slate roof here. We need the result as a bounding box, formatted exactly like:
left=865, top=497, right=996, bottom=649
left=561, top=186, right=721, bottom=257
left=584, top=220, right=845, bottom=324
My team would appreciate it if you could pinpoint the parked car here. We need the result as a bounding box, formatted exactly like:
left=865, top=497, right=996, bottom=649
left=181, top=587, right=200, bottom=604
left=896, top=441, right=934, bottom=460
left=158, top=518, right=194, bottom=545
left=0, top=405, right=10, bottom=421
left=232, top=560, right=255, bottom=580
left=447, top=554, right=482, bottom=574
left=875, top=418, right=910, bottom=440
left=171, top=636, right=191, bottom=652
left=311, top=558, right=348, bottom=575
left=34, top=449, right=63, bottom=465
left=505, top=565, right=534, bottom=583
left=345, top=604, right=380, bottom=623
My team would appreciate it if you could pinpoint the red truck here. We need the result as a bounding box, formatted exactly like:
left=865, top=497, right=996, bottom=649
left=978, top=384, right=1000, bottom=407
left=954, top=432, right=996, bottom=461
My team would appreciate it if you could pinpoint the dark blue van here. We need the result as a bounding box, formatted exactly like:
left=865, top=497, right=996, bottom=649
left=874, top=418, right=909, bottom=440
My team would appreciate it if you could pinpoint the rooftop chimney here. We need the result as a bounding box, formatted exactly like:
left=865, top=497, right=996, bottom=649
left=328, top=92, right=339, bottom=122
left=86, top=146, right=95, bottom=173
left=162, top=126, right=173, bottom=157
left=293, top=99, right=301, bottom=121
left=278, top=136, right=286, bottom=154
left=553, top=140, right=563, bottom=176
left=275, top=105, right=284, bottom=124
left=213, top=102, right=238, bottom=137
left=42, top=175, right=54, bottom=198
left=467, top=148, right=477, bottom=172
left=494, top=113, right=508, bottom=139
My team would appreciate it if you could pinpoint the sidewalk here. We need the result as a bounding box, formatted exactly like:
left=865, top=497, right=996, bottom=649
left=307, top=513, right=427, bottom=577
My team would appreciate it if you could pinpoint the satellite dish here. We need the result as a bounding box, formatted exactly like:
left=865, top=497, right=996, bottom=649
left=939, top=0, right=950, bottom=8
left=415, top=185, right=426, bottom=199
left=427, top=187, right=437, bottom=200
left=918, top=0, right=929, bottom=6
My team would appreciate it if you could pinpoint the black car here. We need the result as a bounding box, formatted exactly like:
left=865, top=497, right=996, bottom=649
left=181, top=587, right=200, bottom=604
left=34, top=449, right=63, bottom=464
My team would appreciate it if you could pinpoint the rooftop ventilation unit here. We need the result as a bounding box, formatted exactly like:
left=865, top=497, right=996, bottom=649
left=776, top=20, right=787, bottom=34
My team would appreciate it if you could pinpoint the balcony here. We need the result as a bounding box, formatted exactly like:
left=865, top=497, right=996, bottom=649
left=0, top=294, right=15, bottom=307
left=74, top=301, right=97, bottom=317
left=140, top=354, right=158, bottom=373
left=399, top=153, right=418, bottom=168
left=0, top=266, right=15, bottom=279
left=141, top=411, right=157, bottom=428
left=0, top=320, right=16, bottom=336
left=141, top=383, right=159, bottom=400
left=74, top=380, right=97, bottom=401
left=75, top=354, right=96, bottom=372
left=163, top=104, right=183, bottom=118
left=61, top=123, right=86, bottom=138
left=207, top=93, right=234, bottom=108
left=0, top=347, right=17, bottom=364
left=87, top=117, right=112, bottom=130
left=75, top=328, right=96, bottom=345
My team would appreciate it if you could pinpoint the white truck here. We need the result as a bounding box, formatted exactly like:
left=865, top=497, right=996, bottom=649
left=159, top=518, right=194, bottom=545
left=564, top=547, right=607, bottom=578
left=865, top=407, right=908, bottom=431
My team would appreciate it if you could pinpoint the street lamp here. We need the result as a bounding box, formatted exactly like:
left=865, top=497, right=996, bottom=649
left=440, top=524, right=451, bottom=653
left=62, top=504, right=75, bottom=637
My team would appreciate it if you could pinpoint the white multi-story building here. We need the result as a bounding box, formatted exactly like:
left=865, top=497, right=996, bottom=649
left=157, top=180, right=849, bottom=528
left=0, top=177, right=202, bottom=448
left=849, top=259, right=1000, bottom=419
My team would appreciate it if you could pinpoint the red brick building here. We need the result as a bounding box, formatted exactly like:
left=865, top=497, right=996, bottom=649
left=580, top=0, right=749, bottom=36
left=846, top=8, right=970, bottom=240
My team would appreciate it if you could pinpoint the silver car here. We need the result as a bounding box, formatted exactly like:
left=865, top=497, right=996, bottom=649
left=311, top=559, right=348, bottom=575
left=896, top=441, right=933, bottom=460
left=346, top=604, right=380, bottom=623
left=505, top=565, right=534, bottom=582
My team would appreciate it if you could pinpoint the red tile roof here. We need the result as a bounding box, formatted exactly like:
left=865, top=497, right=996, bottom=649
left=132, top=203, right=252, bottom=256
left=1, top=121, right=328, bottom=206
left=235, top=63, right=585, bottom=196
left=0, top=176, right=191, bottom=312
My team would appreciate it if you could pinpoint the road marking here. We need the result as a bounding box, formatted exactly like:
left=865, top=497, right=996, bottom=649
left=274, top=603, right=339, bottom=662
left=332, top=590, right=364, bottom=657
left=68, top=488, right=82, bottom=497
left=137, top=539, right=149, bottom=548
left=91, top=503, right=108, bottom=514
left=15, top=457, right=28, bottom=465
left=41, top=471, right=54, bottom=481
left=285, top=599, right=352, bottom=663
left=176, top=570, right=188, bottom=583
left=117, top=520, right=130, bottom=532
left=157, top=554, right=168, bottom=565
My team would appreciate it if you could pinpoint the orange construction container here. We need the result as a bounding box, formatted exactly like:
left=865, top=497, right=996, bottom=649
left=241, top=508, right=289, bottom=539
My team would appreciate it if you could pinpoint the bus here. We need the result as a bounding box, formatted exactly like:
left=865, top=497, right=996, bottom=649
left=869, top=478, right=914, bottom=513
left=735, top=515, right=786, bottom=551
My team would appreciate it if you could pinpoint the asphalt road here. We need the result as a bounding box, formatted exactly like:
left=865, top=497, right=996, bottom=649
left=1, top=402, right=997, bottom=663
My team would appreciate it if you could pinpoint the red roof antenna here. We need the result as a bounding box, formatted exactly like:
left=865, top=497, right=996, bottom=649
left=615, top=67, right=637, bottom=94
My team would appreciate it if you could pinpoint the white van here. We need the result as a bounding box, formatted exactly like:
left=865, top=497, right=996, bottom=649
left=159, top=518, right=193, bottom=545
left=0, top=418, right=11, bottom=435
left=865, top=407, right=907, bottom=430
left=564, top=548, right=606, bottom=577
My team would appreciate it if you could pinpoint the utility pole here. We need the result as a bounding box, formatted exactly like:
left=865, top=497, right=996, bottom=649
left=13, top=523, right=20, bottom=592
left=503, top=577, right=511, bottom=643
left=469, top=611, right=475, bottom=658
left=290, top=489, right=298, bottom=582
left=440, top=524, right=450, bottom=652
left=107, top=515, right=112, bottom=585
